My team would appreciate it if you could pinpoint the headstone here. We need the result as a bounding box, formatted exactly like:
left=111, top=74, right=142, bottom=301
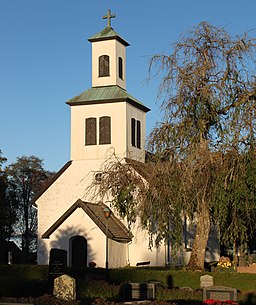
left=48, top=248, right=67, bottom=280
left=121, top=283, right=155, bottom=301
left=180, top=286, right=194, bottom=292
left=200, top=275, right=214, bottom=288
left=53, top=274, right=76, bottom=301
left=203, top=286, right=237, bottom=302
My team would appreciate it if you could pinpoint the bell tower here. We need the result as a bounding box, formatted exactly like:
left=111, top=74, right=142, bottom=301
left=66, top=10, right=150, bottom=163
left=88, top=9, right=129, bottom=89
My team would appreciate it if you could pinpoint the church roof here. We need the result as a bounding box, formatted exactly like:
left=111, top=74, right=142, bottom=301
left=42, top=199, right=133, bottom=243
left=66, top=85, right=150, bottom=113
left=32, top=161, right=72, bottom=205
left=88, top=26, right=129, bottom=46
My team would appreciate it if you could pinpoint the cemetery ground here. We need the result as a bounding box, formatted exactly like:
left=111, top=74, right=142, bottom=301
left=1, top=265, right=256, bottom=304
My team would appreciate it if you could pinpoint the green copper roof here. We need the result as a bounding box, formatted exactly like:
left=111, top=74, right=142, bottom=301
left=66, top=85, right=150, bottom=113
left=88, top=26, right=129, bottom=46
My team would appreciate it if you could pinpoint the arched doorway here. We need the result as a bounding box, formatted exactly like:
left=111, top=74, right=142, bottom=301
left=70, top=236, right=87, bottom=267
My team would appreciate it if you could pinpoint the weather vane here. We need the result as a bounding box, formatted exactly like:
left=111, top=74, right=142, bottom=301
left=103, top=9, right=116, bottom=27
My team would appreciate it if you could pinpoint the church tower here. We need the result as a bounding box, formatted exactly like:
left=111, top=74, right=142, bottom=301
left=67, top=10, right=150, bottom=163
left=36, top=11, right=166, bottom=270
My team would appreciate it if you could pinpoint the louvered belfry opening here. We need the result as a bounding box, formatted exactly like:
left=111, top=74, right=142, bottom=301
left=136, top=120, right=141, bottom=149
left=85, top=117, right=97, bottom=145
left=99, top=116, right=111, bottom=144
left=118, top=57, right=123, bottom=79
left=131, top=118, right=141, bottom=149
left=99, top=55, right=110, bottom=77
left=131, top=118, right=136, bottom=147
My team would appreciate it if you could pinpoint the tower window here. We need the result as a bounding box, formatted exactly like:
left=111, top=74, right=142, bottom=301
left=131, top=118, right=136, bottom=147
left=136, top=120, right=141, bottom=149
left=131, top=118, right=141, bottom=149
left=99, top=55, right=110, bottom=77
left=118, top=57, right=123, bottom=79
left=99, top=116, right=111, bottom=144
left=85, top=118, right=97, bottom=145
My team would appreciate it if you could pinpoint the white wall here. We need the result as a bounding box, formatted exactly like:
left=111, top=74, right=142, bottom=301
left=126, top=103, right=146, bottom=162
left=91, top=40, right=126, bottom=89
left=37, top=159, right=166, bottom=267
left=128, top=225, right=166, bottom=267
left=70, top=102, right=127, bottom=161
left=70, top=101, right=146, bottom=162
left=37, top=159, right=219, bottom=268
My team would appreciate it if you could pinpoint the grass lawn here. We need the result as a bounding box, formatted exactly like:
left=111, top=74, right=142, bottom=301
left=0, top=265, right=256, bottom=304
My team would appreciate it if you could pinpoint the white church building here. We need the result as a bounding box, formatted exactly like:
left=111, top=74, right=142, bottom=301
left=35, top=11, right=219, bottom=269
left=35, top=11, right=170, bottom=268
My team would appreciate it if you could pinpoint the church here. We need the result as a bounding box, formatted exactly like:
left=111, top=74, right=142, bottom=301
left=35, top=10, right=169, bottom=268
left=35, top=10, right=220, bottom=268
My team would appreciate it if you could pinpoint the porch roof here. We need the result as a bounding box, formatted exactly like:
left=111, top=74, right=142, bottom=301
left=42, top=199, right=133, bottom=243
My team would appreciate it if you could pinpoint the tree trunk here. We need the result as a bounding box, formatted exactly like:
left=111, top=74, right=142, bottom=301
left=187, top=201, right=211, bottom=271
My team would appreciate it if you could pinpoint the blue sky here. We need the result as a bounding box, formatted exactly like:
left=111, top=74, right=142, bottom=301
left=1, top=0, right=256, bottom=171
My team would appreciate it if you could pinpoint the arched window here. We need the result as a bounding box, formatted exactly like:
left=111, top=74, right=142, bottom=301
left=99, top=55, right=110, bottom=77
left=118, top=57, right=123, bottom=79
left=131, top=118, right=136, bottom=147
left=131, top=118, right=141, bottom=149
left=136, top=120, right=141, bottom=149
left=85, top=117, right=97, bottom=145
left=99, top=116, right=111, bottom=144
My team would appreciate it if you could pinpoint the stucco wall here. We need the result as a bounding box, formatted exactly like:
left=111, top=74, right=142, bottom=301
left=37, top=160, right=135, bottom=268
left=70, top=102, right=127, bottom=161
left=37, top=159, right=166, bottom=267
left=126, top=103, right=146, bottom=162
left=91, top=39, right=126, bottom=89
left=37, top=158, right=219, bottom=268
left=70, top=101, right=146, bottom=162
left=109, top=240, right=129, bottom=268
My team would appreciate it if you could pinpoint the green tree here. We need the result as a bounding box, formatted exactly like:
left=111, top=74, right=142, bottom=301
left=0, top=150, right=16, bottom=241
left=6, top=156, right=52, bottom=262
left=215, top=149, right=256, bottom=263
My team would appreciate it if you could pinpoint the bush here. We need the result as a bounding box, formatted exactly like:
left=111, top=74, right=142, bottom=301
left=34, top=294, right=80, bottom=305
left=77, top=280, right=119, bottom=301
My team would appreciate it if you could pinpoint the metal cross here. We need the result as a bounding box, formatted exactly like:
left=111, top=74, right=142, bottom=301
left=103, top=9, right=116, bottom=27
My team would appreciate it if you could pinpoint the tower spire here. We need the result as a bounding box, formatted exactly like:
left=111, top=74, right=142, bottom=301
left=102, top=9, right=116, bottom=27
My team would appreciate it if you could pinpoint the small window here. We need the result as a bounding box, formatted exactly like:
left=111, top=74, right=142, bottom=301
left=99, top=55, right=110, bottom=77
left=99, top=116, right=111, bottom=145
left=136, top=120, right=141, bottom=149
left=95, top=172, right=102, bottom=181
left=118, top=57, right=123, bottom=79
left=85, top=118, right=97, bottom=145
left=131, top=118, right=141, bottom=149
left=131, top=118, right=136, bottom=147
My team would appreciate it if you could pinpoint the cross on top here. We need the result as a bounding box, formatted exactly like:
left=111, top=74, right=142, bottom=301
left=103, top=9, right=116, bottom=27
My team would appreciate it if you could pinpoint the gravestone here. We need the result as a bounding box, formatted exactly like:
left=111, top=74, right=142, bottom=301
left=53, top=274, right=76, bottom=301
left=200, top=275, right=214, bottom=288
left=203, top=286, right=237, bottom=302
left=48, top=248, right=67, bottom=281
left=121, top=282, right=155, bottom=301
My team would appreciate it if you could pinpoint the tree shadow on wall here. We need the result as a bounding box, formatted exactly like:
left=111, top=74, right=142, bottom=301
left=37, top=237, right=48, bottom=266
left=50, top=225, right=96, bottom=267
